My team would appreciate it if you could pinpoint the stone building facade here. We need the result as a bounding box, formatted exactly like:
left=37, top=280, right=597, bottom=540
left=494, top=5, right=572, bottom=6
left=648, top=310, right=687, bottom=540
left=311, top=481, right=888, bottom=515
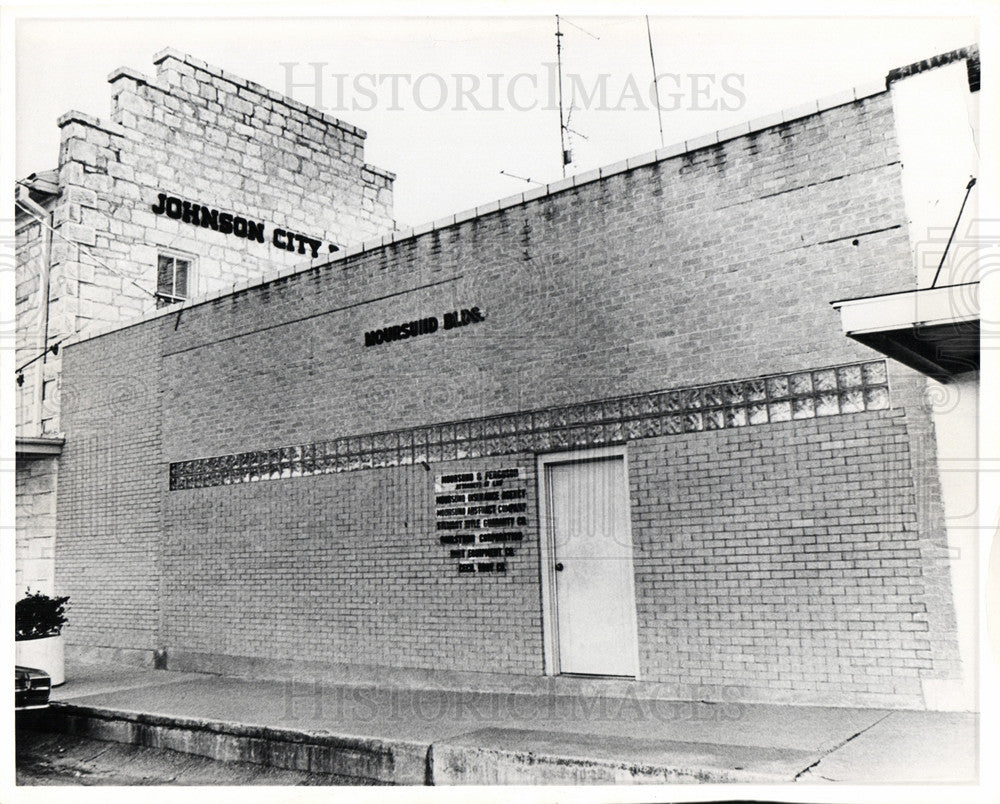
left=33, top=46, right=981, bottom=710
left=15, top=48, right=396, bottom=593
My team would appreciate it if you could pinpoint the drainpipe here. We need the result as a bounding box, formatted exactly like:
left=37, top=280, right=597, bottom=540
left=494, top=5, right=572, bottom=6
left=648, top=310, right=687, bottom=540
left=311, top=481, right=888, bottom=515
left=16, top=187, right=54, bottom=437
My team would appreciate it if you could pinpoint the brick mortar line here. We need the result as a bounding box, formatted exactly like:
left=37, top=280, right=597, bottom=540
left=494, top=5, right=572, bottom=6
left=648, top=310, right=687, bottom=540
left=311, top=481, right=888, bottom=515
left=716, top=161, right=903, bottom=211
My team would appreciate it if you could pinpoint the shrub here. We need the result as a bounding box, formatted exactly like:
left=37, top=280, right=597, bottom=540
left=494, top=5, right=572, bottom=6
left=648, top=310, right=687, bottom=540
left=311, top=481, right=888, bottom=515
left=15, top=590, right=70, bottom=640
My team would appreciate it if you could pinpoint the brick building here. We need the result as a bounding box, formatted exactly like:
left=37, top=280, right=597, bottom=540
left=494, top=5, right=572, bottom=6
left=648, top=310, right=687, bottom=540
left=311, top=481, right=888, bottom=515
left=28, top=46, right=980, bottom=710
left=15, top=48, right=396, bottom=593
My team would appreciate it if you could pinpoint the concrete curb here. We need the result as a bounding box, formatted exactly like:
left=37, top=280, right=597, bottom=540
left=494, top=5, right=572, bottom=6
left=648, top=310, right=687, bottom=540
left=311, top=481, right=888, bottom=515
left=48, top=702, right=429, bottom=784
left=44, top=700, right=821, bottom=785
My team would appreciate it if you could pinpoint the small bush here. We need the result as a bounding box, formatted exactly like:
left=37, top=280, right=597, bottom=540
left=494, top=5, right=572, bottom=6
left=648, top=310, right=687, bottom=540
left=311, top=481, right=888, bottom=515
left=15, top=590, right=70, bottom=640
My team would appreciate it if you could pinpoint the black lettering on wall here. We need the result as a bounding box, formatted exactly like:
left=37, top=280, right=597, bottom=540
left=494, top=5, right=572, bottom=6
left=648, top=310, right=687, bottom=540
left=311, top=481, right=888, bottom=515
left=436, top=466, right=527, bottom=576
left=149, top=191, right=335, bottom=256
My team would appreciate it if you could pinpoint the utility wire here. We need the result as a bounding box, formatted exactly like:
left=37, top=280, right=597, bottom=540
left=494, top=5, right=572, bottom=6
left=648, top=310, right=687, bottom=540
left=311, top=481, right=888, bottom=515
left=14, top=193, right=161, bottom=378
left=13, top=186, right=331, bottom=377
left=15, top=299, right=161, bottom=376
left=16, top=342, right=62, bottom=376
left=14, top=189, right=159, bottom=301
left=16, top=181, right=329, bottom=294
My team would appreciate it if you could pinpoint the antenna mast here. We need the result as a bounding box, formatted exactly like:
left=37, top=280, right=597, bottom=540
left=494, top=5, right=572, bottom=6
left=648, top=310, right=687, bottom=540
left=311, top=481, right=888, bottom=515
left=646, top=16, right=665, bottom=148
left=555, top=15, right=569, bottom=177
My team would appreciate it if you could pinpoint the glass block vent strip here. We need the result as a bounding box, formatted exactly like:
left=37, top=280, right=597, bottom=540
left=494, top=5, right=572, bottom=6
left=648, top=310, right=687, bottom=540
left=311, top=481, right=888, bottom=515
left=169, top=359, right=889, bottom=490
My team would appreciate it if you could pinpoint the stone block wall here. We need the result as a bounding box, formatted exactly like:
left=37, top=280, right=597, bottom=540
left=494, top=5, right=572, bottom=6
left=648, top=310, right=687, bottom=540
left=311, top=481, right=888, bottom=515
left=15, top=456, right=59, bottom=595
left=20, top=48, right=396, bottom=437
left=14, top=210, right=53, bottom=436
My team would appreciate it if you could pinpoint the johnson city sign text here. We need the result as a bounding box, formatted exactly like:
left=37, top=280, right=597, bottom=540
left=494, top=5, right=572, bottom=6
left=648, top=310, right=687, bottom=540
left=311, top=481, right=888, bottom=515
left=151, top=192, right=338, bottom=258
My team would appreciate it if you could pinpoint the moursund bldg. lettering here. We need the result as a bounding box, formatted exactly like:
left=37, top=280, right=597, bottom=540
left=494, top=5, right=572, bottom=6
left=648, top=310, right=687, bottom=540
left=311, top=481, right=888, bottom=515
left=151, top=192, right=339, bottom=258
left=364, top=307, right=485, bottom=347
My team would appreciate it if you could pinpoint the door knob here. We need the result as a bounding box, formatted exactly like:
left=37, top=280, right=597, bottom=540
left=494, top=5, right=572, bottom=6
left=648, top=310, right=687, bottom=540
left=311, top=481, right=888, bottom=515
left=555, top=562, right=564, bottom=572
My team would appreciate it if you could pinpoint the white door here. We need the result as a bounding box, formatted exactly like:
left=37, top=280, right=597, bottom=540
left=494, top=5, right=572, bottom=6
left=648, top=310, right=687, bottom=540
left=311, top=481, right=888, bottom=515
left=545, top=455, right=639, bottom=677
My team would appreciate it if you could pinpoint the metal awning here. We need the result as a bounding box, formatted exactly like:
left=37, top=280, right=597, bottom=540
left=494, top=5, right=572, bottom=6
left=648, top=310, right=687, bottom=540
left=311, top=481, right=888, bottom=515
left=830, top=282, right=979, bottom=383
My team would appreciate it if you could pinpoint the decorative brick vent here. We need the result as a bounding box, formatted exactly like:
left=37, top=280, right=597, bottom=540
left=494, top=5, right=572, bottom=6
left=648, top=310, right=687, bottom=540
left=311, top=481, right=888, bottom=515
left=169, top=359, right=889, bottom=490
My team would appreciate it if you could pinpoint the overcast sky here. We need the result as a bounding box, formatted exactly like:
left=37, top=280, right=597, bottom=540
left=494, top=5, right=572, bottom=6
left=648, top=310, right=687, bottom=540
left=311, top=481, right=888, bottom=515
left=14, top=11, right=979, bottom=228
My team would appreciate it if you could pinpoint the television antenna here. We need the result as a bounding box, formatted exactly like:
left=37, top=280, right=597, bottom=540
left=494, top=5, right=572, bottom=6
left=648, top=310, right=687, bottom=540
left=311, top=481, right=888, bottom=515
left=499, top=170, right=545, bottom=187
left=555, top=15, right=599, bottom=177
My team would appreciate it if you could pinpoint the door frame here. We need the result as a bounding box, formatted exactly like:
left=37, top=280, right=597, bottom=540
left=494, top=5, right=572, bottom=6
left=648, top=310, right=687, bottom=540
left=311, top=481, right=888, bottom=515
left=536, top=445, right=641, bottom=678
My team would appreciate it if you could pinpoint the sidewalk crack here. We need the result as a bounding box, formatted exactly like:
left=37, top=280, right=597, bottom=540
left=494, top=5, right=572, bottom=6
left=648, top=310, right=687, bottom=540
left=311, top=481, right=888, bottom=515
left=793, top=711, right=894, bottom=782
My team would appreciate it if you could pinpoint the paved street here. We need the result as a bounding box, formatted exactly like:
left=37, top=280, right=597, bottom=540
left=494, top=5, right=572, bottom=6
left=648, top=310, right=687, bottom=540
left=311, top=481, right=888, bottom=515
left=16, top=719, right=386, bottom=786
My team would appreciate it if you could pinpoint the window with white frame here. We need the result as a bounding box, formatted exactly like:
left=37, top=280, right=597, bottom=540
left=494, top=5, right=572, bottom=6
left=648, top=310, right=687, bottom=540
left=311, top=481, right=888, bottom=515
left=156, top=253, right=193, bottom=307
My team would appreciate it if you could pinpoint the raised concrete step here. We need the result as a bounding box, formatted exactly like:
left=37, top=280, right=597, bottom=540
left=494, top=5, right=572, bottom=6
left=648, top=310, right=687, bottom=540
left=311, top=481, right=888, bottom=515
left=46, top=702, right=429, bottom=784
left=43, top=701, right=822, bottom=785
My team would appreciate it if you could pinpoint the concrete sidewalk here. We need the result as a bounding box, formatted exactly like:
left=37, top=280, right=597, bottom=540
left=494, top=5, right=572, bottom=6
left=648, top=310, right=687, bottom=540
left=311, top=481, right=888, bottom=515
left=32, top=662, right=977, bottom=785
